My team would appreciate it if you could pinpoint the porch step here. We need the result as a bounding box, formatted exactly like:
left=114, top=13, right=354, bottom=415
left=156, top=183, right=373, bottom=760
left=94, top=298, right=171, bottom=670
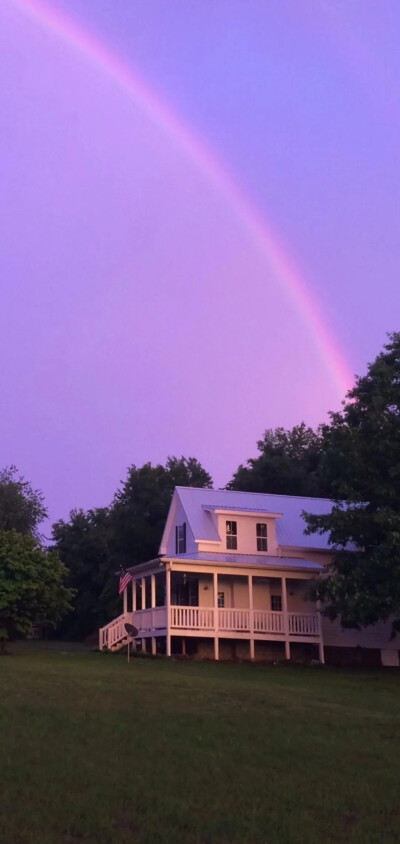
left=109, top=637, right=129, bottom=652
left=99, top=613, right=132, bottom=651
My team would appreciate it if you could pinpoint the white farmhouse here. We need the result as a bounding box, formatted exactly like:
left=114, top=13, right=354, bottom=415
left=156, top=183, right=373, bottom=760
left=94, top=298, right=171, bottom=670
left=99, top=487, right=399, bottom=667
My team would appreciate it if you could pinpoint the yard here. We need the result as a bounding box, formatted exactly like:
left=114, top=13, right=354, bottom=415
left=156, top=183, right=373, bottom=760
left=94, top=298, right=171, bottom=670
left=1, top=646, right=400, bottom=844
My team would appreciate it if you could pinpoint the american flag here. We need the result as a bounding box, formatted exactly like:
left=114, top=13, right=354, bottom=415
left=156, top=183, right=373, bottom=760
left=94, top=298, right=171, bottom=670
left=119, top=569, right=132, bottom=594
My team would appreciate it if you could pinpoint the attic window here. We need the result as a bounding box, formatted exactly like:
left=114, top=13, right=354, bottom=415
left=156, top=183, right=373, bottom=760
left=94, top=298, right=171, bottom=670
left=226, top=520, right=237, bottom=550
left=175, top=522, right=186, bottom=555
left=256, top=523, right=268, bottom=552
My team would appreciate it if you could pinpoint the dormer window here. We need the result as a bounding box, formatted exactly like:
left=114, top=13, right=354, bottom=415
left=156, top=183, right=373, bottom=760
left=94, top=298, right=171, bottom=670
left=226, top=520, right=237, bottom=550
left=256, top=523, right=268, bottom=552
left=175, top=522, right=186, bottom=554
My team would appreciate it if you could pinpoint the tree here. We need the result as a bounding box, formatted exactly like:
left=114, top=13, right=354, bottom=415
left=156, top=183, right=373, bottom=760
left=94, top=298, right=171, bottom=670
left=228, top=424, right=327, bottom=497
left=0, top=466, right=47, bottom=539
left=304, top=332, right=400, bottom=633
left=52, top=456, right=212, bottom=639
left=110, top=456, right=213, bottom=568
left=52, top=508, right=116, bottom=640
left=0, top=530, right=73, bottom=652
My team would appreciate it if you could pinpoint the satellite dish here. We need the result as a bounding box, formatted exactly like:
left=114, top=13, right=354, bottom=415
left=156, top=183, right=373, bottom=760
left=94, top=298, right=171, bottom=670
left=125, top=623, right=139, bottom=638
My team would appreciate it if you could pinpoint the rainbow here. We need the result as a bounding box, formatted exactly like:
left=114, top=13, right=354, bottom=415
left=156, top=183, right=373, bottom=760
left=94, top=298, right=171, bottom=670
left=11, top=0, right=353, bottom=399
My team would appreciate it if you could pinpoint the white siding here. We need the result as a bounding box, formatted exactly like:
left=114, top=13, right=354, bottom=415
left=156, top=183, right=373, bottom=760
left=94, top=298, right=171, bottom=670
left=322, top=617, right=400, bottom=651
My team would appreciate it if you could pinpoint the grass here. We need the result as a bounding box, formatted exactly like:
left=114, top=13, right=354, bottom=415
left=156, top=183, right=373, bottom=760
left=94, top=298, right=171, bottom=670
left=1, top=645, right=400, bottom=843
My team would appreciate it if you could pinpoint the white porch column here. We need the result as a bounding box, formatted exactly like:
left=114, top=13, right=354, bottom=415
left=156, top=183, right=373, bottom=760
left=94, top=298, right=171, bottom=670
left=282, top=576, right=291, bottom=661
left=151, top=637, right=156, bottom=655
left=141, top=577, right=146, bottom=609
left=166, top=567, right=171, bottom=657
left=131, top=580, right=137, bottom=651
left=213, top=571, right=219, bottom=660
left=317, top=600, right=325, bottom=664
left=123, top=586, right=128, bottom=615
left=248, top=574, right=255, bottom=660
left=150, top=574, right=156, bottom=630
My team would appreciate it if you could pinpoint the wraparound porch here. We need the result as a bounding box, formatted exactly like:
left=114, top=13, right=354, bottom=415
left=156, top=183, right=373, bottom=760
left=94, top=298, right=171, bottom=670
left=99, top=558, right=324, bottom=661
left=100, top=605, right=322, bottom=659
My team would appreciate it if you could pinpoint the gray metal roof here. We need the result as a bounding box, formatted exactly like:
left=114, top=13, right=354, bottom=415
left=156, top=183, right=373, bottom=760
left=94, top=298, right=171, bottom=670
left=175, top=487, right=334, bottom=550
left=169, top=551, right=323, bottom=570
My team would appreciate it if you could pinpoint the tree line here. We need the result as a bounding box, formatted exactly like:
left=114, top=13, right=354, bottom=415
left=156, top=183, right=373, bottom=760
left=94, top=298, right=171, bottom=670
left=1, top=332, right=400, bottom=645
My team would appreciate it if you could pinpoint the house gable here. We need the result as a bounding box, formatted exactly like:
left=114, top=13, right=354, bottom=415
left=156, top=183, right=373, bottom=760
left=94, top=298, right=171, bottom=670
left=159, top=489, right=197, bottom=557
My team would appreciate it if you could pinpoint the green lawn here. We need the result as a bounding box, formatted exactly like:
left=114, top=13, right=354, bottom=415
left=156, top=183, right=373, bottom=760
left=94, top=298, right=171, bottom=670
left=1, top=646, right=400, bottom=844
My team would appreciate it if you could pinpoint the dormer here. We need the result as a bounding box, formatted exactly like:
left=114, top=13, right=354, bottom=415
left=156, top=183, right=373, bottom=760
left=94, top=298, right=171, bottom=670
left=197, top=507, right=282, bottom=555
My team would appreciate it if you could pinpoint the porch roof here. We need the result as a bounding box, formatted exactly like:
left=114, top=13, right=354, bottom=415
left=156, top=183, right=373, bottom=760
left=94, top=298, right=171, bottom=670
left=168, top=552, right=323, bottom=571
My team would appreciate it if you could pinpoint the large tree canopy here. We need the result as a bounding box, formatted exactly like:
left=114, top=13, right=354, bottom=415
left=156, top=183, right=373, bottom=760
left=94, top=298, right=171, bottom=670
left=53, top=456, right=212, bottom=639
left=304, top=332, right=400, bottom=633
left=52, top=508, right=116, bottom=641
left=110, top=456, right=213, bottom=569
left=228, top=424, right=327, bottom=497
left=0, top=530, right=73, bottom=650
left=0, top=466, right=47, bottom=539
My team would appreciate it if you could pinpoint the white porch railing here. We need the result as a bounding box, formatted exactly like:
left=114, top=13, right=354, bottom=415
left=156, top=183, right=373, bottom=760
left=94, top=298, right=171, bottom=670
left=100, top=606, right=321, bottom=649
left=99, top=613, right=130, bottom=650
left=132, top=606, right=168, bottom=632
left=170, top=606, right=320, bottom=637
left=218, top=608, right=250, bottom=631
left=99, top=607, right=168, bottom=650
left=253, top=610, right=285, bottom=634
left=171, top=606, right=214, bottom=630
left=288, top=612, right=320, bottom=636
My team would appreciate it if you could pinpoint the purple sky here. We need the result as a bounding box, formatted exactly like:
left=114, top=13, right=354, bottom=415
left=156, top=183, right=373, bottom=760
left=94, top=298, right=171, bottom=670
left=1, top=0, right=400, bottom=528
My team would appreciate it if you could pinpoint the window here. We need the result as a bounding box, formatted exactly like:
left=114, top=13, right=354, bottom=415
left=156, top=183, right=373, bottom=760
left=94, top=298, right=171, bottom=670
left=175, top=522, right=186, bottom=554
left=218, top=591, right=225, bottom=608
left=271, top=594, right=282, bottom=612
left=256, top=523, right=268, bottom=552
left=226, top=520, right=237, bottom=550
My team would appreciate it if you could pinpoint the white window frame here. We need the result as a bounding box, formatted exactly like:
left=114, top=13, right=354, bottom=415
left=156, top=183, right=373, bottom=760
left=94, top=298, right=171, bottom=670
left=226, top=520, right=237, bottom=550
left=256, top=522, right=268, bottom=552
left=175, top=522, right=186, bottom=555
